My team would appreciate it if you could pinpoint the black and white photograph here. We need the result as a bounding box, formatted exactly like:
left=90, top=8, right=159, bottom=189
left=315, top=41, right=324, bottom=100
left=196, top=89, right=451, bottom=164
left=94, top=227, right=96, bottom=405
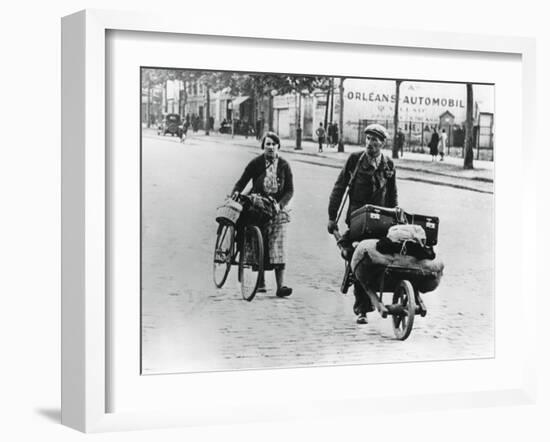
left=140, top=68, right=495, bottom=375
left=5, top=0, right=549, bottom=438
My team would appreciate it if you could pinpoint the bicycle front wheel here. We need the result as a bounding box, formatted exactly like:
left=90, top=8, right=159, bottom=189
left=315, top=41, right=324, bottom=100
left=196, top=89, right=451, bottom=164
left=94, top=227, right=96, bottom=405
left=213, top=223, right=235, bottom=288
left=238, top=225, right=264, bottom=301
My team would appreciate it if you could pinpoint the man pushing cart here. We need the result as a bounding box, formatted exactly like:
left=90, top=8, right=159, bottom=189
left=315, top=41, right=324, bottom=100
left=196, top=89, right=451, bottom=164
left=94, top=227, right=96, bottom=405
left=327, top=124, right=444, bottom=339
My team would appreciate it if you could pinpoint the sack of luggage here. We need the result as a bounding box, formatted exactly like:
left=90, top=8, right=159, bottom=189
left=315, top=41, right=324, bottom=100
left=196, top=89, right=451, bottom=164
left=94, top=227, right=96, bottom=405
left=239, top=193, right=276, bottom=227
left=351, top=239, right=444, bottom=294
left=386, top=224, right=427, bottom=246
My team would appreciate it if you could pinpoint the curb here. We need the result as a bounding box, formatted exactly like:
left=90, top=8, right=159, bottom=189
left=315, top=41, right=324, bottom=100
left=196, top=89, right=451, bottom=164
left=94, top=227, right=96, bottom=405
left=222, top=139, right=494, bottom=187
left=278, top=156, right=493, bottom=195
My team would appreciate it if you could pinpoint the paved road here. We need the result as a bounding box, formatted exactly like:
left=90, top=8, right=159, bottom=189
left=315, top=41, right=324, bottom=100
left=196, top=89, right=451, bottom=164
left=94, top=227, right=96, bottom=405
left=141, top=134, right=494, bottom=374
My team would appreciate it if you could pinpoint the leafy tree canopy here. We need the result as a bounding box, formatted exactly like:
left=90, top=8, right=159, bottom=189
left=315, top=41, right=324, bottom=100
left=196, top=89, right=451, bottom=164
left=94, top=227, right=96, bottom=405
left=142, top=68, right=330, bottom=96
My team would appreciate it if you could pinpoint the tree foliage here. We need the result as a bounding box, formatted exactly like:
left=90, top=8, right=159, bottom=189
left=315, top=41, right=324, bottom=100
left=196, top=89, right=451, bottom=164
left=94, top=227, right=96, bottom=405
left=142, top=68, right=330, bottom=96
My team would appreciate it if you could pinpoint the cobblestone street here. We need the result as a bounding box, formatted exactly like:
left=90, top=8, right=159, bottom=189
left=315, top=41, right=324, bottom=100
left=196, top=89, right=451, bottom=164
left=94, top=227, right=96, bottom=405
left=141, top=133, right=494, bottom=374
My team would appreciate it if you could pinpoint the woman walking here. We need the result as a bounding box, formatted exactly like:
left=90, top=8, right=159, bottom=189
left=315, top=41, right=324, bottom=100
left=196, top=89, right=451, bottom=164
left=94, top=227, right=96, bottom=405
left=231, top=132, right=294, bottom=297
left=428, top=128, right=440, bottom=161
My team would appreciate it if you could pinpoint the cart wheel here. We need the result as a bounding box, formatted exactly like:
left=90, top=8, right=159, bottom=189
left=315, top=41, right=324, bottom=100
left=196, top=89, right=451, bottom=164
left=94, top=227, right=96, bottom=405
left=238, top=225, right=264, bottom=302
left=391, top=280, right=416, bottom=340
left=213, top=223, right=234, bottom=288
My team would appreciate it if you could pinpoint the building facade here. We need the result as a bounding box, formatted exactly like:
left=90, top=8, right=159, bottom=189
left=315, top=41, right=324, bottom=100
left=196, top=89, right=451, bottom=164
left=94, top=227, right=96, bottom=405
left=142, top=77, right=495, bottom=157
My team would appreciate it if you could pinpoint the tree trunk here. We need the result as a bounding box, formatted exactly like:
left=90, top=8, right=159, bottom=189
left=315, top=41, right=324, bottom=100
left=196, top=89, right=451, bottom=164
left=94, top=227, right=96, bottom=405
left=338, top=77, right=345, bottom=152
left=205, top=85, right=211, bottom=135
left=323, top=82, right=330, bottom=131
left=392, top=80, right=402, bottom=159
left=464, top=83, right=474, bottom=169
left=182, top=80, right=187, bottom=118
left=268, top=94, right=274, bottom=131
left=251, top=92, right=257, bottom=138
left=163, top=80, right=168, bottom=114
left=329, top=77, right=335, bottom=123
left=147, top=85, right=151, bottom=128
left=258, top=92, right=265, bottom=138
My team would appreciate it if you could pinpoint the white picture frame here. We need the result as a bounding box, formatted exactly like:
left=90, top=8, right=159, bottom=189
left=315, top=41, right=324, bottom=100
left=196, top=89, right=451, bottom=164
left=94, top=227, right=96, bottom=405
left=61, top=9, right=537, bottom=433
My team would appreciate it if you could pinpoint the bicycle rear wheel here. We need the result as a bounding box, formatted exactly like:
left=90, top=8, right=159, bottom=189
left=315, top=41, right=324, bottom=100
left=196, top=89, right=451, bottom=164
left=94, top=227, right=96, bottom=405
left=238, top=225, right=264, bottom=301
left=213, top=223, right=235, bottom=288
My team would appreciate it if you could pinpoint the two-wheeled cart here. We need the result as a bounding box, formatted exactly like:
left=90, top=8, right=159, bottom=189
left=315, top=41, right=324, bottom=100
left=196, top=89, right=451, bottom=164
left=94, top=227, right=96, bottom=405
left=334, top=232, right=437, bottom=340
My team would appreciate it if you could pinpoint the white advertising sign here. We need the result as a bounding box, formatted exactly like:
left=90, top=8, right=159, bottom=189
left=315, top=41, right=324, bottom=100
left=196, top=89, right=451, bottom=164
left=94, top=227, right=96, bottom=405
left=343, top=78, right=494, bottom=124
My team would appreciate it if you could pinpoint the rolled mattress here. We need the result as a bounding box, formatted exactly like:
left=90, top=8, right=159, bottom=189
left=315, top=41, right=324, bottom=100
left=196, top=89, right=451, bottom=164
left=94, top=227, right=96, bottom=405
left=350, top=239, right=444, bottom=294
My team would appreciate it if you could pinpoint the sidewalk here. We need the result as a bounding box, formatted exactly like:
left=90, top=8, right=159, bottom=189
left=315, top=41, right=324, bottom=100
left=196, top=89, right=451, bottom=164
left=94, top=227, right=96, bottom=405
left=145, top=128, right=494, bottom=193
left=294, top=139, right=494, bottom=184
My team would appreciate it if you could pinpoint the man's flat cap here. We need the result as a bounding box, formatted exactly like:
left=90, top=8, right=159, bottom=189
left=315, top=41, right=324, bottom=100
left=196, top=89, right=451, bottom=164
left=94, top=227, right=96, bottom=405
left=364, top=123, right=389, bottom=141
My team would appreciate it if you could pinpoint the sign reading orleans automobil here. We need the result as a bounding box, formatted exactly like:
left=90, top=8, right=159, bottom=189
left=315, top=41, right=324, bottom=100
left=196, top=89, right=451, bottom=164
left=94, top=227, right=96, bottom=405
left=343, top=79, right=494, bottom=124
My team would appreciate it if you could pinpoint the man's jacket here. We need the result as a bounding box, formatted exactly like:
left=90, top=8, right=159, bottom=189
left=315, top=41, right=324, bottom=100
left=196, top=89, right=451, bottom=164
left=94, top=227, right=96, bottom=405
left=328, top=151, right=398, bottom=225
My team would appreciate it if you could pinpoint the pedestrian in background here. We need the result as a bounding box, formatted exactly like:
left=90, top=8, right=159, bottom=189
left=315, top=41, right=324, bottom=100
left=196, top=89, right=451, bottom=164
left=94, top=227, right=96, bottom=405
left=428, top=127, right=440, bottom=161
left=327, top=122, right=335, bottom=147
left=332, top=123, right=339, bottom=147
left=315, top=122, right=326, bottom=153
left=255, top=117, right=264, bottom=140
left=180, top=119, right=189, bottom=143
left=396, top=128, right=405, bottom=157
left=232, top=131, right=294, bottom=297
left=327, top=123, right=398, bottom=324
left=439, top=128, right=447, bottom=161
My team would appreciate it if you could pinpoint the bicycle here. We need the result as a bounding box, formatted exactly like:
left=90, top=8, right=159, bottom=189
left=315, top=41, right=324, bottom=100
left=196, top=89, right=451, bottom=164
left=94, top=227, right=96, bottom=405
left=213, top=195, right=265, bottom=301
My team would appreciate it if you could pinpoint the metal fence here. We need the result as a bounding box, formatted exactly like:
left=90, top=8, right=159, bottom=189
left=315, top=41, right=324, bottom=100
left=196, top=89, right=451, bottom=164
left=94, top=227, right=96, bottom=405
left=354, top=119, right=494, bottom=161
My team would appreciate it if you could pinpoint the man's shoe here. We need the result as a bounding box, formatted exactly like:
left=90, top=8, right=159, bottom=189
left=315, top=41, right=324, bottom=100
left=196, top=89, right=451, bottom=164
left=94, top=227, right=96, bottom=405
left=356, top=314, right=368, bottom=324
left=256, top=286, right=267, bottom=293
left=276, top=286, right=292, bottom=297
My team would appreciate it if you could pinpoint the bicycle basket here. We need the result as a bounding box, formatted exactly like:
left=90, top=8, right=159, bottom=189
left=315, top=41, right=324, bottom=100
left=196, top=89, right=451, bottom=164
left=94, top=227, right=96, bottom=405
left=215, top=199, right=243, bottom=226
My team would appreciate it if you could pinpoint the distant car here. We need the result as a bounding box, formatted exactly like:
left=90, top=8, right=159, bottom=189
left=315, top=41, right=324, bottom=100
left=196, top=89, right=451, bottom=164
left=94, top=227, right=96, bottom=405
left=219, top=120, right=231, bottom=134
left=161, top=113, right=183, bottom=137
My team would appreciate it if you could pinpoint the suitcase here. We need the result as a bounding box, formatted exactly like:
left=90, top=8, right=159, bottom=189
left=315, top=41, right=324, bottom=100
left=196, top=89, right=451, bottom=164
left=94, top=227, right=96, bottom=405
left=349, top=205, right=404, bottom=241
left=404, top=212, right=439, bottom=246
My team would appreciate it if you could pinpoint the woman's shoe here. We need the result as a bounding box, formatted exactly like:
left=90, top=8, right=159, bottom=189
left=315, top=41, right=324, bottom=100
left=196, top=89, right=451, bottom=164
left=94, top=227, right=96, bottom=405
left=356, top=314, right=368, bottom=324
left=276, top=286, right=292, bottom=297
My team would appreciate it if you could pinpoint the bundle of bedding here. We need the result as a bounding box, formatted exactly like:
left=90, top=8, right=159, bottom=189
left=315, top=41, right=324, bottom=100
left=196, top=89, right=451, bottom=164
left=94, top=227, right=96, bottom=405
left=350, top=238, right=444, bottom=294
